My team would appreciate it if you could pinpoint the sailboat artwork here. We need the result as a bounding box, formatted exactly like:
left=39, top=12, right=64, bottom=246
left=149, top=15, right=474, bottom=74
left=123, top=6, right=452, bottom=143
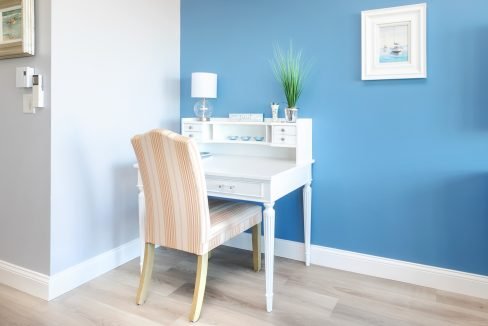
left=378, top=23, right=409, bottom=63
left=362, top=3, right=426, bottom=80
left=1, top=6, right=22, bottom=44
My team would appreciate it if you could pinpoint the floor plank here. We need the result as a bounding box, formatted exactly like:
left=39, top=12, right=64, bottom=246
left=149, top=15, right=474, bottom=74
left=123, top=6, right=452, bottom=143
left=1, top=246, right=487, bottom=325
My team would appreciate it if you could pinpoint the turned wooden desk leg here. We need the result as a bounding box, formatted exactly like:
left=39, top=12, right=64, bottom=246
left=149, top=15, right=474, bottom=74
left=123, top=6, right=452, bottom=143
left=263, top=202, right=275, bottom=312
left=137, top=172, right=146, bottom=273
left=303, top=182, right=312, bottom=267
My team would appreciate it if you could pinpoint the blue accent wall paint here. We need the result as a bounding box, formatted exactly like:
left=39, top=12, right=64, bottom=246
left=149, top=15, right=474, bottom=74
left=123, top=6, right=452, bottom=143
left=181, top=0, right=488, bottom=275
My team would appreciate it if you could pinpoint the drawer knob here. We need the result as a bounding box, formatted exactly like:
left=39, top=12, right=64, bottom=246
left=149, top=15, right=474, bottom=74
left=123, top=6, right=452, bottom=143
left=189, top=134, right=193, bottom=138
left=281, top=137, right=285, bottom=141
left=218, top=185, right=223, bottom=189
left=281, top=128, right=285, bottom=132
left=189, top=125, right=193, bottom=130
left=229, top=185, right=235, bottom=190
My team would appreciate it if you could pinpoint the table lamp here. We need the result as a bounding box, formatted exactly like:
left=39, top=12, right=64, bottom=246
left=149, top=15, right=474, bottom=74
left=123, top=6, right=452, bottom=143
left=191, top=72, right=217, bottom=121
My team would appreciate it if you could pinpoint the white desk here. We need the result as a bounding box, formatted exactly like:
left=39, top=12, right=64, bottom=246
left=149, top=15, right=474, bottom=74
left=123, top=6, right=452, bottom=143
left=136, top=118, right=313, bottom=312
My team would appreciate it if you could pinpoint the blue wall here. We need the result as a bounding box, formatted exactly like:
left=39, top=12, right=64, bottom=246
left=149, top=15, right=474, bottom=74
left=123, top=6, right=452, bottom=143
left=181, top=0, right=488, bottom=275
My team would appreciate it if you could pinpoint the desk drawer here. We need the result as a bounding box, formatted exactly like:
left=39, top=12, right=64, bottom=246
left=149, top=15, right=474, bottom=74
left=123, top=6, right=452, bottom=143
left=272, top=125, right=296, bottom=136
left=207, top=178, right=264, bottom=198
left=272, top=134, right=296, bottom=146
left=182, top=131, right=202, bottom=141
left=183, top=123, right=203, bottom=132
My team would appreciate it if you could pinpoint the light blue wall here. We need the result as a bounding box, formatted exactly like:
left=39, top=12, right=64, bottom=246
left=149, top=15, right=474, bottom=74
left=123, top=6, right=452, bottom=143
left=181, top=0, right=488, bottom=275
left=50, top=0, right=180, bottom=274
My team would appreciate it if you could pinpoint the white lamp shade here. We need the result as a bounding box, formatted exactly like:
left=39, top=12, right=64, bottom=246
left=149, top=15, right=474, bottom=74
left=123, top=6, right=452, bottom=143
left=191, top=72, right=217, bottom=98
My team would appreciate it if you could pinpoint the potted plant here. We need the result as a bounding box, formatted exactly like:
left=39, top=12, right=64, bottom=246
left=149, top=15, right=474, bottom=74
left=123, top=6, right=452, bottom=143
left=271, top=42, right=311, bottom=122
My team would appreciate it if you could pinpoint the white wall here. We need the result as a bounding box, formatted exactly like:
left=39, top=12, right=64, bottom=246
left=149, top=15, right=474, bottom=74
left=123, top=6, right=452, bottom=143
left=50, top=0, right=180, bottom=274
left=0, top=0, right=51, bottom=274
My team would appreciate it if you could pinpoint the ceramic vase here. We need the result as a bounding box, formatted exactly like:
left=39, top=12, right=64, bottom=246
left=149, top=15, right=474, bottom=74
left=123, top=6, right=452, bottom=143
left=271, top=103, right=280, bottom=121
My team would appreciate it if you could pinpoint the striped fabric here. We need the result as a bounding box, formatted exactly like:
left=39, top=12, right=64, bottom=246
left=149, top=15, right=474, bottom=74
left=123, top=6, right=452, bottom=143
left=131, top=129, right=262, bottom=255
left=208, top=199, right=262, bottom=252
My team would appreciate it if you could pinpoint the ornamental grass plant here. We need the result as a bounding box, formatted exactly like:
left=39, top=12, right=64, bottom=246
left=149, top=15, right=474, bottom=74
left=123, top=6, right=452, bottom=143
left=271, top=42, right=311, bottom=109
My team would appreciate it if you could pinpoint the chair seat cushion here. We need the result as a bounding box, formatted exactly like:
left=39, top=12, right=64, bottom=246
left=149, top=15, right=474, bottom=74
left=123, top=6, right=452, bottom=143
left=207, top=199, right=262, bottom=252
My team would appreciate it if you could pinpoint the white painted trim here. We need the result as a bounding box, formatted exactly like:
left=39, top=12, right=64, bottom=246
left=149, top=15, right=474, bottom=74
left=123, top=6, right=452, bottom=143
left=225, top=232, right=305, bottom=262
left=224, top=233, right=488, bottom=300
left=0, top=259, right=49, bottom=300
left=0, top=239, right=140, bottom=301
left=311, top=245, right=488, bottom=300
left=48, top=238, right=140, bottom=300
left=4, top=235, right=487, bottom=302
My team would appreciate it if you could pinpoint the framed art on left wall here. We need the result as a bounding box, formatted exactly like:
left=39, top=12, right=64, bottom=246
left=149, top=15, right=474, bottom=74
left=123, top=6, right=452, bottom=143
left=0, top=0, right=34, bottom=59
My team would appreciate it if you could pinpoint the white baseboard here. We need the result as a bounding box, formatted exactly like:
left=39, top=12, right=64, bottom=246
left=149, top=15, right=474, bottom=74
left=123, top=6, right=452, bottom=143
left=4, top=235, right=488, bottom=302
left=0, top=259, right=49, bottom=300
left=225, top=232, right=305, bottom=261
left=0, top=239, right=140, bottom=301
left=224, top=233, right=488, bottom=300
left=48, top=238, right=140, bottom=300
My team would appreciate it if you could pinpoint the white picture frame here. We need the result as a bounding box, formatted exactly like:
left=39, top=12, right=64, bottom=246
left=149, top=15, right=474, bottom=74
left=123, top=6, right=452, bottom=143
left=361, top=3, right=427, bottom=80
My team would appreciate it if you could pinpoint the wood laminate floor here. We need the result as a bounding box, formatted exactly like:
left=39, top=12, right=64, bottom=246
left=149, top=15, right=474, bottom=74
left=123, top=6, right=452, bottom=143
left=1, top=246, right=488, bottom=325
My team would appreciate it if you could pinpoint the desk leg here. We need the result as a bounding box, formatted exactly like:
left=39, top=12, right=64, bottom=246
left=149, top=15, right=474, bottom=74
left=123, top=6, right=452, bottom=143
left=303, top=182, right=312, bottom=266
left=137, top=174, right=145, bottom=273
left=263, top=202, right=275, bottom=312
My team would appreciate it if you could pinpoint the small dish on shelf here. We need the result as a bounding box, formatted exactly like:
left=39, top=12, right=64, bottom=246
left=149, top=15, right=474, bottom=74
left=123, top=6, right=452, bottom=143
left=200, top=151, right=212, bottom=158
left=227, top=136, right=239, bottom=141
left=240, top=136, right=251, bottom=141
left=254, top=136, right=265, bottom=141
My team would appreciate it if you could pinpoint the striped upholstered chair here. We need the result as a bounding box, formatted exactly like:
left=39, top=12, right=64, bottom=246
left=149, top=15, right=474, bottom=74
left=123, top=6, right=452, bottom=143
left=131, top=129, right=263, bottom=322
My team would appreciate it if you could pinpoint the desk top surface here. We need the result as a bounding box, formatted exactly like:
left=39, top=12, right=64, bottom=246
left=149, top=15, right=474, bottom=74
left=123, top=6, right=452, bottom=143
left=202, top=155, right=312, bottom=181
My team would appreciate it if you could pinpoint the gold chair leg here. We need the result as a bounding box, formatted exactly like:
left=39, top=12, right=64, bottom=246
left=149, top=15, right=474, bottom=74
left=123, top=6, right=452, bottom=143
left=136, top=243, right=155, bottom=305
left=189, top=253, right=209, bottom=322
left=252, top=223, right=262, bottom=272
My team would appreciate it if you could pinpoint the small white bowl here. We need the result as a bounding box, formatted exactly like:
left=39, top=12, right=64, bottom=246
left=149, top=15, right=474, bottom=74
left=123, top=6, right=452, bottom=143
left=227, top=136, right=238, bottom=140
left=240, top=136, right=251, bottom=141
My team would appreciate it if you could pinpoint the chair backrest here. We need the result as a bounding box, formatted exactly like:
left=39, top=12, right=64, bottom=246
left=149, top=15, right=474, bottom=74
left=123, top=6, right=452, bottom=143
left=131, top=129, right=210, bottom=255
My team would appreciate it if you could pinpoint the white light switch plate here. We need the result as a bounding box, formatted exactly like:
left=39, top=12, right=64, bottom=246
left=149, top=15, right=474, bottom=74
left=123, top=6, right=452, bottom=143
left=23, top=94, right=35, bottom=114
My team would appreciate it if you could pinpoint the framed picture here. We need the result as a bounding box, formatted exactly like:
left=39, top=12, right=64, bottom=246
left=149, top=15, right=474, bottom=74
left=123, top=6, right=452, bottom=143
left=0, top=0, right=34, bottom=59
left=361, top=3, right=426, bottom=80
